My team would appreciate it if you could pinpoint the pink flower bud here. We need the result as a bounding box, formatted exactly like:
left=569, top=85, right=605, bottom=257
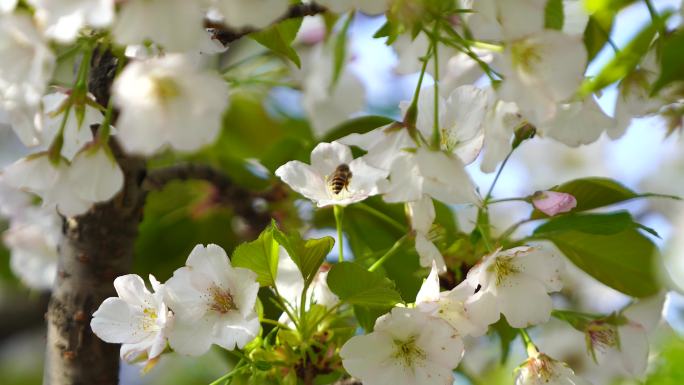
left=532, top=191, right=577, bottom=216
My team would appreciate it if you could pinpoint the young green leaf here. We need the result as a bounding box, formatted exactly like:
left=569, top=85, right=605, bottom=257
left=327, top=262, right=403, bottom=307
left=652, top=31, right=684, bottom=93
left=545, top=0, right=564, bottom=30
left=232, top=224, right=280, bottom=287
left=530, top=177, right=675, bottom=219
left=251, top=18, right=303, bottom=68
left=533, top=213, right=661, bottom=297
left=580, top=11, right=671, bottom=95
left=321, top=115, right=395, bottom=143
left=271, top=223, right=334, bottom=287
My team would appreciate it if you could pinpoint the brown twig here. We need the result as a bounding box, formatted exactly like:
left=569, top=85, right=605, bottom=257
left=144, top=164, right=276, bottom=239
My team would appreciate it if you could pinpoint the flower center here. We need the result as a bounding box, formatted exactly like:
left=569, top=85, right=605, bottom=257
left=489, top=256, right=521, bottom=286
left=526, top=354, right=558, bottom=382
left=586, top=322, right=618, bottom=352
left=141, top=307, right=159, bottom=332
left=209, top=286, right=238, bottom=314
left=150, top=75, right=180, bottom=102
left=392, top=335, right=427, bottom=369
left=510, top=40, right=542, bottom=73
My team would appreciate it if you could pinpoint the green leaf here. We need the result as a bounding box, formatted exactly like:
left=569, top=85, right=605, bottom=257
left=533, top=213, right=661, bottom=297
left=251, top=18, right=303, bottom=67
left=530, top=177, right=677, bottom=219
left=353, top=305, right=390, bottom=332
left=271, top=223, right=334, bottom=287
left=321, top=115, right=395, bottom=143
left=583, top=16, right=613, bottom=62
left=545, top=0, right=564, bottom=30
left=232, top=224, right=280, bottom=287
left=327, top=262, right=403, bottom=307
left=652, top=31, right=684, bottom=93
left=531, top=177, right=638, bottom=218
left=581, top=11, right=671, bottom=95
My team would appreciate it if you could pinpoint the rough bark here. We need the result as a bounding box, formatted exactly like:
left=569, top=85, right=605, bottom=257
left=43, top=50, right=147, bottom=385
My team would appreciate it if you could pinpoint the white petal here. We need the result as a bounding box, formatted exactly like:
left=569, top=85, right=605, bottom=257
left=113, top=274, right=153, bottom=307
left=275, top=161, right=328, bottom=204
left=91, top=297, right=142, bottom=344
left=407, top=195, right=435, bottom=234
left=617, top=323, right=649, bottom=379
left=496, top=275, right=553, bottom=328
left=69, top=147, right=123, bottom=203
left=309, top=142, right=354, bottom=176
left=415, top=234, right=446, bottom=271
left=168, top=314, right=216, bottom=356
left=214, top=312, right=260, bottom=350
left=516, top=246, right=565, bottom=292
left=415, top=262, right=441, bottom=305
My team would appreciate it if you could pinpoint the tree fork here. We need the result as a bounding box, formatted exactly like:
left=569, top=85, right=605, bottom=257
left=43, top=50, right=147, bottom=385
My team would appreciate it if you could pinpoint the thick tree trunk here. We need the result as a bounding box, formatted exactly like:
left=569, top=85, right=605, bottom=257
left=43, top=150, right=147, bottom=385
left=43, top=49, right=147, bottom=385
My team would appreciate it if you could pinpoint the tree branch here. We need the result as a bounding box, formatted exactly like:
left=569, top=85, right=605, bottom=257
left=144, top=164, right=278, bottom=239
left=207, top=2, right=327, bottom=45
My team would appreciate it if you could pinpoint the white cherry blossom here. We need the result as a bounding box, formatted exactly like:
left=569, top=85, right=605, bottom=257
left=112, top=54, right=230, bottom=155
left=516, top=352, right=593, bottom=385
left=0, top=13, right=55, bottom=146
left=3, top=206, right=60, bottom=290
left=3, top=146, right=124, bottom=217
left=479, top=96, right=523, bottom=173
left=400, top=86, right=488, bottom=164
left=339, top=125, right=415, bottom=172
left=407, top=196, right=446, bottom=270
left=468, top=0, right=546, bottom=42
left=275, top=142, right=386, bottom=207
left=301, top=44, right=366, bottom=137
left=0, top=0, right=16, bottom=13
left=536, top=98, right=614, bottom=147
left=416, top=263, right=500, bottom=337
left=213, top=0, right=288, bottom=29
left=498, top=31, right=587, bottom=125
left=584, top=294, right=665, bottom=379
left=40, top=91, right=101, bottom=160
left=383, top=147, right=480, bottom=205
left=113, top=0, right=206, bottom=52
left=28, top=0, right=114, bottom=43
left=91, top=274, right=172, bottom=363
left=164, top=244, right=260, bottom=356
left=340, top=306, right=464, bottom=385
left=465, top=245, right=564, bottom=328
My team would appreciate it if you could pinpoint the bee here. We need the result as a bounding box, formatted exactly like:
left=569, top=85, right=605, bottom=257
left=329, top=163, right=352, bottom=195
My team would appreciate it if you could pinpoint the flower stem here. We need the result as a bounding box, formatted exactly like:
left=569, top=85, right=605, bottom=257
left=487, top=197, right=529, bottom=204
left=334, top=205, right=345, bottom=263
left=355, top=203, right=405, bottom=234
left=431, top=22, right=441, bottom=150
left=404, top=34, right=435, bottom=140
left=519, top=329, right=539, bottom=357
left=484, top=148, right=514, bottom=204
left=368, top=235, right=408, bottom=272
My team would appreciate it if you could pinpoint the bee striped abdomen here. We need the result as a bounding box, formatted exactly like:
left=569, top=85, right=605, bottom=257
left=329, top=164, right=352, bottom=195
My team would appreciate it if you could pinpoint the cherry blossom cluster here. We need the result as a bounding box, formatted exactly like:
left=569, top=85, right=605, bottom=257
left=91, top=244, right=261, bottom=363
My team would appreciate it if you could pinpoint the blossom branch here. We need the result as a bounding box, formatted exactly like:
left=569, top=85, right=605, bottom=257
left=143, top=163, right=277, bottom=239
left=206, top=2, right=327, bottom=44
